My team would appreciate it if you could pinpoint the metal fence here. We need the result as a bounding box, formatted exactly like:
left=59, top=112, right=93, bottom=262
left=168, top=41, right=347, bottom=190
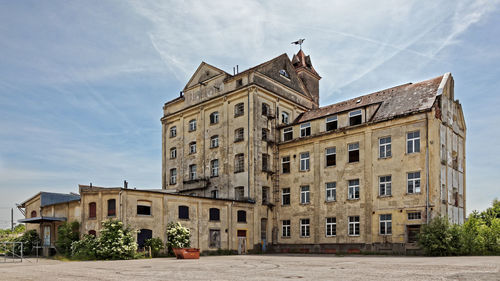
left=0, top=242, right=23, bottom=262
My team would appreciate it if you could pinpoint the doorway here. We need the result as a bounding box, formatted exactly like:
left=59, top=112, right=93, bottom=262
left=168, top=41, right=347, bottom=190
left=237, top=229, right=247, bottom=254
left=137, top=229, right=152, bottom=249
left=407, top=225, right=421, bottom=243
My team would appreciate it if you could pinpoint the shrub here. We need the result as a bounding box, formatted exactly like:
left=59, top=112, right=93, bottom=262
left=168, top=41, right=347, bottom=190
left=55, top=221, right=80, bottom=256
left=7, top=230, right=41, bottom=256
left=71, top=234, right=98, bottom=260
left=418, top=217, right=460, bottom=256
left=166, top=222, right=191, bottom=249
left=95, top=219, right=137, bottom=260
left=144, top=237, right=164, bottom=257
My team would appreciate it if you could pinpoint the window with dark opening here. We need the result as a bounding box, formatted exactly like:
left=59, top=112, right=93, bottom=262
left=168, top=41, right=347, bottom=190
left=262, top=186, right=269, bottom=204
left=107, top=199, right=116, bottom=217
left=89, top=202, right=96, bottom=219
left=88, top=230, right=96, bottom=237
left=234, top=103, right=244, bottom=117
left=178, top=205, right=189, bottom=219
left=210, top=111, right=219, bottom=124
left=326, top=116, right=338, bottom=131
left=300, top=122, right=311, bottom=137
left=235, top=186, right=245, bottom=200
left=281, top=156, right=290, bottom=173
left=349, top=110, right=362, bottom=126
left=235, top=128, right=244, bottom=142
left=262, top=128, right=268, bottom=141
left=348, top=142, right=360, bottom=163
left=282, top=188, right=290, bottom=205
left=262, top=103, right=269, bottom=116
left=209, top=208, right=220, bottom=221
left=283, top=127, right=293, bottom=141
left=237, top=210, right=247, bottom=223
left=262, top=153, right=269, bottom=171
left=30, top=210, right=37, bottom=218
left=137, top=201, right=151, bottom=216
left=326, top=147, right=336, bottom=166
left=234, top=154, right=244, bottom=173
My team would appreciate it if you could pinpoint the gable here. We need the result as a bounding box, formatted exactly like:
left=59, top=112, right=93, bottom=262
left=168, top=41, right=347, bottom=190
left=184, top=62, right=227, bottom=91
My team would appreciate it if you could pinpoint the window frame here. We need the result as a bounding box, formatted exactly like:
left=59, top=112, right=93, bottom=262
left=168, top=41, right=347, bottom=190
left=89, top=202, right=96, bottom=219
left=170, top=126, right=177, bottom=138
left=281, top=156, right=290, bottom=174
left=210, top=135, right=219, bottom=148
left=282, top=188, right=290, bottom=206
left=237, top=210, right=247, bottom=223
left=408, top=212, right=422, bottom=220
left=349, top=109, right=362, bottom=126
left=178, top=205, right=189, bottom=220
left=188, top=119, right=197, bottom=132
left=189, top=142, right=197, bottom=154
left=107, top=199, right=116, bottom=217
left=209, top=208, right=220, bottom=221
left=234, top=128, right=244, bottom=142
left=210, top=111, right=219, bottom=124
left=283, top=127, right=293, bottom=141
left=379, top=175, right=392, bottom=197
left=137, top=201, right=152, bottom=216
left=300, top=152, right=310, bottom=171
left=379, top=214, right=392, bottom=235
left=325, top=147, right=336, bottom=167
left=348, top=179, right=360, bottom=200
left=300, top=185, right=310, bottom=204
left=211, top=159, right=219, bottom=177
left=300, top=218, right=310, bottom=237
left=326, top=217, right=336, bottom=237
left=262, top=103, right=270, bottom=116
left=262, top=128, right=269, bottom=141
left=407, top=131, right=421, bottom=154
left=234, top=103, right=244, bottom=117
left=282, top=220, right=291, bottom=237
left=170, top=147, right=177, bottom=159
left=262, top=153, right=269, bottom=171
left=326, top=115, right=338, bottom=131
left=300, top=122, right=311, bottom=137
left=234, top=153, right=244, bottom=173
left=348, top=216, right=360, bottom=236
left=348, top=142, right=360, bottom=163
left=189, top=164, right=197, bottom=180
left=281, top=111, right=289, bottom=124
left=326, top=182, right=336, bottom=202
left=379, top=136, right=392, bottom=158
left=407, top=171, right=421, bottom=194
left=170, top=168, right=177, bottom=185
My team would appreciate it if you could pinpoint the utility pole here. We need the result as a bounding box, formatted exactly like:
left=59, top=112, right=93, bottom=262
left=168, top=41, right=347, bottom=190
left=11, top=208, right=14, bottom=231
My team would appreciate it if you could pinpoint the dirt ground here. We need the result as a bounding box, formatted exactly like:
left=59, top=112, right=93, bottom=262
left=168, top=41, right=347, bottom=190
left=0, top=255, right=499, bottom=281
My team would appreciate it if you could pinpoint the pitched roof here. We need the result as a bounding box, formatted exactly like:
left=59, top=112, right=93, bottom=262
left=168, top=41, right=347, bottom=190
left=40, top=192, right=80, bottom=207
left=292, top=74, right=445, bottom=124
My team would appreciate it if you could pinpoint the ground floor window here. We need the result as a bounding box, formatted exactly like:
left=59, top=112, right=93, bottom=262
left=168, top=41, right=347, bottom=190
left=300, top=219, right=310, bottom=237
left=209, top=229, right=221, bottom=248
left=348, top=216, right=360, bottom=236
left=326, top=217, right=336, bottom=237
left=379, top=214, right=392, bottom=235
left=282, top=220, right=291, bottom=237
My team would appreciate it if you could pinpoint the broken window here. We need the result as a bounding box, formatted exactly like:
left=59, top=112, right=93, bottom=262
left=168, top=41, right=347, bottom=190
left=209, top=229, right=221, bottom=248
left=379, top=214, right=392, bottom=235
left=170, top=168, right=177, bottom=185
left=300, top=152, right=310, bottom=171
left=262, top=186, right=269, bottom=204
left=262, top=153, right=269, bottom=171
left=407, top=172, right=421, bottom=194
left=408, top=212, right=422, bottom=220
left=300, top=218, right=310, bottom=237
left=279, top=69, right=290, bottom=79
left=326, top=147, right=336, bottom=167
left=348, top=179, right=360, bottom=200
left=300, top=122, right=311, bottom=137
left=189, top=164, right=197, bottom=180
left=211, top=189, right=218, bottom=199
left=235, top=186, right=245, bottom=200
left=407, top=131, right=420, bottom=153
left=326, top=182, right=336, bottom=202
left=348, top=216, right=360, bottom=236
left=178, top=205, right=189, bottom=219
left=170, top=147, right=177, bottom=159
left=300, top=186, right=310, bottom=204
left=379, top=136, right=391, bottom=158
left=189, top=141, right=196, bottom=154
left=379, top=175, right=392, bottom=197
left=237, top=210, right=247, bottom=223
left=282, top=220, right=291, bottom=237
left=281, top=111, right=289, bottom=124
left=262, top=128, right=269, bottom=141
left=107, top=199, right=116, bottom=217
left=326, top=217, right=336, bottom=237
left=262, top=103, right=270, bottom=116
left=210, top=111, right=219, bottom=124
left=349, top=110, right=362, bottom=126
left=281, top=156, right=290, bottom=174
left=234, top=153, right=244, bottom=173
left=170, top=126, right=177, bottom=138
left=326, top=116, right=338, bottom=131
left=137, top=201, right=151, bottom=216
left=282, top=188, right=290, bottom=205
left=283, top=127, right=293, bottom=141
left=348, top=142, right=360, bottom=163
left=89, top=202, right=96, bottom=219
left=235, top=128, right=244, bottom=142
left=211, top=159, right=219, bottom=177
left=210, top=135, right=219, bottom=148
left=209, top=208, right=220, bottom=221
left=188, top=119, right=197, bottom=131
left=234, top=103, right=244, bottom=117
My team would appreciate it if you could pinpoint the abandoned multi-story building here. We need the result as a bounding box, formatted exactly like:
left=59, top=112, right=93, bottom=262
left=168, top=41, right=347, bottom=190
left=19, top=49, right=466, bottom=254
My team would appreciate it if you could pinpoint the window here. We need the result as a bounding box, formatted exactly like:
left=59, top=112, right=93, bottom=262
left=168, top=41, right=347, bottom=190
left=210, top=111, right=219, bottom=124
left=281, top=156, right=290, bottom=173
left=189, top=119, right=197, bottom=131
left=326, top=116, right=338, bottom=131
left=407, top=131, right=420, bottom=153
left=262, top=103, right=269, bottom=116
left=189, top=142, right=196, bottom=154
left=300, top=186, right=310, bottom=204
left=211, top=190, right=218, bottom=199
left=88, top=230, right=96, bottom=237
left=279, top=69, right=290, bottom=79
left=170, top=126, right=177, bottom=138
left=235, top=186, right=245, bottom=200
left=237, top=210, right=246, bottom=223
left=234, top=153, right=244, bottom=173
left=89, top=202, right=96, bottom=219
left=300, top=122, right=311, bottom=137
left=178, top=205, right=189, bottom=219
left=407, top=172, right=421, bottom=194
left=282, top=188, right=290, bottom=205
left=379, top=176, right=392, bottom=196
left=137, top=201, right=151, bottom=216
left=408, top=212, right=422, bottom=220
left=107, top=199, right=116, bottom=217
left=170, top=168, right=177, bottom=185
left=326, top=147, right=336, bottom=167
left=262, top=154, right=269, bottom=171
left=234, top=103, right=244, bottom=117
left=326, top=217, right=336, bottom=237
left=189, top=164, right=197, bottom=180
left=300, top=219, right=310, bottom=237
left=209, top=208, right=220, bottom=221
left=235, top=128, right=244, bottom=142
left=170, top=147, right=177, bottom=159
left=326, top=182, right=336, bottom=202
left=209, top=135, right=219, bottom=148
left=349, top=110, right=362, bottom=126
left=211, top=159, right=219, bottom=177
left=282, top=220, right=291, bottom=237
left=30, top=210, right=37, bottom=218
left=300, top=152, right=310, bottom=171
left=281, top=111, right=289, bottom=124
left=209, top=229, right=221, bottom=248
left=379, top=137, right=392, bottom=158
left=380, top=214, right=392, bottom=235
left=348, top=179, right=360, bottom=200
left=262, top=128, right=269, bottom=141
left=348, top=216, right=360, bottom=236
left=262, top=186, right=269, bottom=204
left=348, top=142, right=360, bottom=163
left=283, top=127, right=293, bottom=141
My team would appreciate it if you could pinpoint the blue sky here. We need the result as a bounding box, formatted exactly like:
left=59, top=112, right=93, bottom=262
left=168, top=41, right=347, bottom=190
left=1, top=0, right=499, bottom=228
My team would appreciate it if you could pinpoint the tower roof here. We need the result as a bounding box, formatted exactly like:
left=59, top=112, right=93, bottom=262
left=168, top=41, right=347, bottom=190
left=292, top=49, right=320, bottom=78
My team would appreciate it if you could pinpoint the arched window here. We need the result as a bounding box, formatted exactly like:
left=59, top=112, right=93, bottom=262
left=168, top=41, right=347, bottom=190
left=178, top=205, right=189, bottom=219
left=107, top=199, right=116, bottom=217
left=88, top=230, right=97, bottom=237
left=30, top=210, right=37, bottom=218
left=89, top=202, right=96, bottom=219
left=237, top=210, right=247, bottom=223
left=209, top=208, right=220, bottom=221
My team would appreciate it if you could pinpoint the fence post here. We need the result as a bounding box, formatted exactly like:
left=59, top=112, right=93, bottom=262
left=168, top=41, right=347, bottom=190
left=20, top=242, right=23, bottom=262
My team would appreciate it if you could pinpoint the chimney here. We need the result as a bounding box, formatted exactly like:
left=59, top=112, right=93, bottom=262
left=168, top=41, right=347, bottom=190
left=89, top=182, right=92, bottom=188
left=124, top=180, right=128, bottom=189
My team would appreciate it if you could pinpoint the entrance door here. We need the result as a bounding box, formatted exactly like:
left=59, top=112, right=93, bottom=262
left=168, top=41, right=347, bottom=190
left=137, top=229, right=153, bottom=249
left=261, top=218, right=267, bottom=251
left=407, top=225, right=421, bottom=243
left=237, top=230, right=247, bottom=254
left=43, top=225, right=51, bottom=246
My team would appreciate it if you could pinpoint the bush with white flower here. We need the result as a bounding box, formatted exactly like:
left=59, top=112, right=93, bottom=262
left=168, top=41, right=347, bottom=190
left=166, top=222, right=191, bottom=249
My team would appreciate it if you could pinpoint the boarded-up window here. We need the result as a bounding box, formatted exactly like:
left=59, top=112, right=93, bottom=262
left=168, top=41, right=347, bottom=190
left=178, top=205, right=189, bottom=219
left=107, top=199, right=116, bottom=217
left=209, top=208, right=220, bottom=221
left=89, top=202, right=96, bottom=219
left=30, top=210, right=37, bottom=218
left=137, top=201, right=151, bottom=216
left=237, top=210, right=247, bottom=223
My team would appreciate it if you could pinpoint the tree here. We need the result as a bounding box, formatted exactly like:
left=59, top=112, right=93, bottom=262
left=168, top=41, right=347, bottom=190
left=55, top=221, right=80, bottom=256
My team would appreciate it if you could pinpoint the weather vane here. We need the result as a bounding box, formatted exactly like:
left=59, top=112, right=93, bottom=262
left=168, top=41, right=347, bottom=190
left=291, top=38, right=305, bottom=50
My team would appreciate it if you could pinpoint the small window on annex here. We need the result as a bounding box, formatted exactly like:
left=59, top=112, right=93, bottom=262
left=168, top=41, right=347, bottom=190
left=209, top=208, right=220, bottom=221
left=89, top=202, right=96, bottom=219
left=107, top=199, right=116, bottom=217
left=283, top=127, right=293, bottom=141
left=300, top=123, right=311, bottom=137
left=349, top=110, right=362, bottom=126
left=137, top=201, right=151, bottom=216
left=326, top=116, right=338, bottom=131
left=178, top=205, right=189, bottom=219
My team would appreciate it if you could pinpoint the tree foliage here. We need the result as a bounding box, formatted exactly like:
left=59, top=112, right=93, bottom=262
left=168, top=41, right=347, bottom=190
left=166, top=222, right=191, bottom=249
left=55, top=221, right=80, bottom=256
left=145, top=237, right=164, bottom=257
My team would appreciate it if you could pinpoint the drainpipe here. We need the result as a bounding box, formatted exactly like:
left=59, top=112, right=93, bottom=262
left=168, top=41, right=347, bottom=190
left=119, top=189, right=123, bottom=222
left=425, top=113, right=430, bottom=224
left=247, top=86, right=251, bottom=199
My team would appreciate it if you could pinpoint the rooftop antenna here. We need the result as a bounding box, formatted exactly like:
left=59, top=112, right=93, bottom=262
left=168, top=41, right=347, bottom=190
left=291, top=38, right=305, bottom=50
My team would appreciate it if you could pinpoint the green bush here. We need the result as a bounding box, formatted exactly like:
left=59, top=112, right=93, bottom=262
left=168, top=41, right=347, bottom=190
left=7, top=230, right=41, bottom=256
left=55, top=221, right=80, bottom=256
left=95, top=219, right=137, bottom=260
left=71, top=234, right=98, bottom=260
left=144, top=237, right=164, bottom=257
left=418, top=217, right=460, bottom=256
left=166, top=222, right=191, bottom=249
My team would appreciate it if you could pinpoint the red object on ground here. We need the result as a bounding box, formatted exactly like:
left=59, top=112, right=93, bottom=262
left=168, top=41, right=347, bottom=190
left=173, top=248, right=200, bottom=259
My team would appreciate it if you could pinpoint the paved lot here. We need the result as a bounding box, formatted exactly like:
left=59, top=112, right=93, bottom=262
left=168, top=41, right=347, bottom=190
left=0, top=255, right=499, bottom=281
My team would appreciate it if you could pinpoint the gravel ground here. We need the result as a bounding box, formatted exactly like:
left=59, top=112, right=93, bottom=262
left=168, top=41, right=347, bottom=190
left=0, top=255, right=498, bottom=281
